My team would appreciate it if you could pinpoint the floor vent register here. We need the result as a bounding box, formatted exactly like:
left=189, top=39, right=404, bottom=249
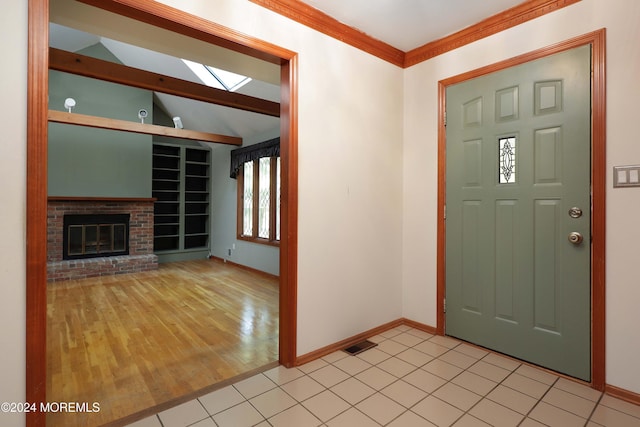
left=343, top=340, right=378, bottom=356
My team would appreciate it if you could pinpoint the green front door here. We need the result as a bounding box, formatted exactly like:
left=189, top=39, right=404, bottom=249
left=445, top=46, right=592, bottom=381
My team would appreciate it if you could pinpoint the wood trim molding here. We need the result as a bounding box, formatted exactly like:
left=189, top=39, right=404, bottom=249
left=250, top=0, right=580, bottom=68
left=405, top=0, right=581, bottom=67
left=77, top=0, right=295, bottom=65
left=436, top=29, right=606, bottom=390
left=27, top=0, right=49, bottom=425
left=295, top=318, right=436, bottom=366
left=249, top=0, right=404, bottom=67
left=605, top=384, right=640, bottom=407
left=401, top=318, right=438, bottom=336
left=48, top=196, right=157, bottom=202
left=208, top=256, right=280, bottom=280
left=590, top=28, right=607, bottom=393
left=436, top=82, right=447, bottom=337
left=295, top=319, right=405, bottom=366
left=50, top=48, right=280, bottom=118
left=278, top=56, right=299, bottom=368
left=48, top=110, right=243, bottom=145
left=28, top=1, right=299, bottom=425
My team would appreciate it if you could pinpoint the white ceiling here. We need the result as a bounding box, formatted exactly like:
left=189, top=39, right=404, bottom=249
left=301, top=0, right=527, bottom=51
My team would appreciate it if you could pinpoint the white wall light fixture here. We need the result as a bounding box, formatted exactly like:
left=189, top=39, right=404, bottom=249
left=64, top=97, right=76, bottom=113
left=172, top=116, right=183, bottom=129
left=138, top=109, right=148, bottom=124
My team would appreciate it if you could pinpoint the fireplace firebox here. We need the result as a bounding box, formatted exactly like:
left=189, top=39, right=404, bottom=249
left=63, top=214, right=130, bottom=260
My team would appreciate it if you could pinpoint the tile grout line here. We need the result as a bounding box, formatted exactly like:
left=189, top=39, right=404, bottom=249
left=519, top=373, right=607, bottom=423
left=373, top=332, right=570, bottom=426
left=278, top=332, right=532, bottom=426
left=360, top=332, right=510, bottom=426
left=325, top=333, right=494, bottom=426
left=143, top=328, right=636, bottom=427
left=586, top=392, right=606, bottom=426
left=426, top=344, right=512, bottom=427
left=442, top=342, right=603, bottom=425
left=330, top=343, right=602, bottom=427
left=516, top=375, right=560, bottom=426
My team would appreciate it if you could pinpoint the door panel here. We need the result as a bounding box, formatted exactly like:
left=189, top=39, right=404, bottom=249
left=533, top=199, right=561, bottom=332
left=495, top=199, right=517, bottom=322
left=461, top=200, right=482, bottom=313
left=445, top=46, right=591, bottom=380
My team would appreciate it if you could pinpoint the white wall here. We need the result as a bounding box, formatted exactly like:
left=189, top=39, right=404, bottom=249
left=403, top=0, right=640, bottom=394
left=0, top=1, right=27, bottom=426
left=209, top=128, right=281, bottom=276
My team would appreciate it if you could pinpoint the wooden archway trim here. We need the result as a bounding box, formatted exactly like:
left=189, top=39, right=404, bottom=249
left=26, top=1, right=299, bottom=426
left=436, top=29, right=606, bottom=390
left=26, top=3, right=50, bottom=427
left=78, top=0, right=292, bottom=65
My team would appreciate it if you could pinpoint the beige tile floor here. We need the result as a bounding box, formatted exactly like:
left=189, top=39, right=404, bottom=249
left=126, top=325, right=640, bottom=427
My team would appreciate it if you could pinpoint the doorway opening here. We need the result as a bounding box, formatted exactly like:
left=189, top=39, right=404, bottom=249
left=26, top=1, right=298, bottom=426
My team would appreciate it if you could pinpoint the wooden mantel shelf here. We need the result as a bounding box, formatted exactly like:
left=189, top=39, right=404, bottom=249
left=48, top=196, right=157, bottom=202
left=48, top=110, right=243, bottom=146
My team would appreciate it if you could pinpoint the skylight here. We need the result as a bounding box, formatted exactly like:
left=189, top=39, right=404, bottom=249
left=182, top=59, right=252, bottom=92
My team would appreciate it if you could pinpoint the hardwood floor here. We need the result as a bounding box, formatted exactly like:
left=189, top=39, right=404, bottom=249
left=46, top=258, right=279, bottom=427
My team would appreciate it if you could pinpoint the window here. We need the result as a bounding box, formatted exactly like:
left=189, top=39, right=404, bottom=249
left=237, top=156, right=280, bottom=245
left=182, top=59, right=252, bottom=92
left=498, top=136, right=516, bottom=184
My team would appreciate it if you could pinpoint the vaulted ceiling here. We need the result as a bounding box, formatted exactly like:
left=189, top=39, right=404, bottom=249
left=49, top=22, right=281, bottom=141
left=49, top=0, right=579, bottom=141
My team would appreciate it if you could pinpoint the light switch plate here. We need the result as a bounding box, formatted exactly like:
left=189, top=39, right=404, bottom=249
left=613, top=165, right=640, bottom=188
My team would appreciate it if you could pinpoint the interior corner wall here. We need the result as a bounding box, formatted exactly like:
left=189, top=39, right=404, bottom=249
left=209, top=128, right=280, bottom=276
left=154, top=0, right=405, bottom=356
left=402, top=0, right=640, bottom=394
left=0, top=1, right=27, bottom=426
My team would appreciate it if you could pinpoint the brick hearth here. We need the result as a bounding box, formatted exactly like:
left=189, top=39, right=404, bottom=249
left=47, top=198, right=158, bottom=282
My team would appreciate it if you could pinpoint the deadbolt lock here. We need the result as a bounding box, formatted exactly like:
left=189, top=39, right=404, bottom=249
left=568, top=207, right=583, bottom=218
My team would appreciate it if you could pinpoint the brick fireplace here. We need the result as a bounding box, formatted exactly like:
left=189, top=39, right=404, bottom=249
left=47, top=197, right=158, bottom=282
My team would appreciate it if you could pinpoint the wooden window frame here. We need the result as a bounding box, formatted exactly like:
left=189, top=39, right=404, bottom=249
left=237, top=156, right=280, bottom=246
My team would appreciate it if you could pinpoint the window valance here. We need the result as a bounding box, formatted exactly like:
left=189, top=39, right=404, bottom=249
left=229, top=137, right=280, bottom=179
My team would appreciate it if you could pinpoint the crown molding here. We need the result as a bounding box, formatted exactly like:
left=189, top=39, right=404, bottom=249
left=405, top=0, right=581, bottom=67
left=250, top=0, right=581, bottom=68
left=249, top=0, right=405, bottom=67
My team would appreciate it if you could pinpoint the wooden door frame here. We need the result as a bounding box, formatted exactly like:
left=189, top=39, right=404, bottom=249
left=436, top=29, right=606, bottom=390
left=26, top=1, right=298, bottom=425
